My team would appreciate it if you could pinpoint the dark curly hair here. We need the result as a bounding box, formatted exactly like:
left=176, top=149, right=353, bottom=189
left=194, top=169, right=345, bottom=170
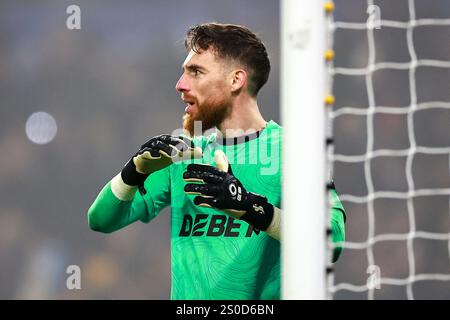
left=184, top=23, right=271, bottom=97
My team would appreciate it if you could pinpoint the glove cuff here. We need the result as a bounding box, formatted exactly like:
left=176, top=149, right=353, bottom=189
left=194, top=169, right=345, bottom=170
left=240, top=192, right=274, bottom=231
left=121, top=158, right=149, bottom=186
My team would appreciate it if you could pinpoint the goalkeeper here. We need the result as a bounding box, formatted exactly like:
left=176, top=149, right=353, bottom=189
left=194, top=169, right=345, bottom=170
left=87, top=23, right=346, bottom=300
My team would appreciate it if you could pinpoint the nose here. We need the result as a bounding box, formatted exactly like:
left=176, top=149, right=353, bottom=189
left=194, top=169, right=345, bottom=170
left=175, top=73, right=189, bottom=92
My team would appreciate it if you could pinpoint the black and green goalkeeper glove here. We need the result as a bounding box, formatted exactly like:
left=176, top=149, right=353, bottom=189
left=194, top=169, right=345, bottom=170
left=183, top=150, right=274, bottom=231
left=121, top=134, right=202, bottom=186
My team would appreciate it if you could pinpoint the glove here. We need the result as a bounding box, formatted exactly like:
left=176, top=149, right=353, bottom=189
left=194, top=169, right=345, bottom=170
left=121, top=134, right=202, bottom=186
left=183, top=150, right=274, bottom=231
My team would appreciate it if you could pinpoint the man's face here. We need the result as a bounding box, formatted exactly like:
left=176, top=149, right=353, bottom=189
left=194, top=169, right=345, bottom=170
left=176, top=48, right=232, bottom=136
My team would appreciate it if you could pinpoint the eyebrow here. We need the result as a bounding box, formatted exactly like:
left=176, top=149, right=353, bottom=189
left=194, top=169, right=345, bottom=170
left=183, top=64, right=208, bottom=72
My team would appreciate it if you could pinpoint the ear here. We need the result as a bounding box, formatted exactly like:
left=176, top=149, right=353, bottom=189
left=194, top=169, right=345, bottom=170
left=230, top=69, right=247, bottom=93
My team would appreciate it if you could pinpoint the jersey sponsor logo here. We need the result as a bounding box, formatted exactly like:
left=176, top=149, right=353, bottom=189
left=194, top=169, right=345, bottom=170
left=179, top=214, right=260, bottom=238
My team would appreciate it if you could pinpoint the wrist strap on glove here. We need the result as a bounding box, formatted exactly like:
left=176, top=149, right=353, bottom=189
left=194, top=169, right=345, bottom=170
left=121, top=158, right=149, bottom=187
left=240, top=193, right=274, bottom=231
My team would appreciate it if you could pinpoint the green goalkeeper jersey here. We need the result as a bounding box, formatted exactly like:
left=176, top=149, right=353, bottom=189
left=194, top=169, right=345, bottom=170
left=88, top=120, right=346, bottom=300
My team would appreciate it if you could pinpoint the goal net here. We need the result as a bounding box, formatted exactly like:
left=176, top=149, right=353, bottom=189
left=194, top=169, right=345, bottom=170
left=327, top=0, right=450, bottom=299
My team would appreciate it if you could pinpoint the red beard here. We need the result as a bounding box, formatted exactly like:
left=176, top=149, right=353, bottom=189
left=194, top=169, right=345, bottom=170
left=183, top=99, right=231, bottom=136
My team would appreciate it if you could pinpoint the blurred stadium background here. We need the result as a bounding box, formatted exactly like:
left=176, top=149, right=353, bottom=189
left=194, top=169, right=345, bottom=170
left=0, top=0, right=448, bottom=299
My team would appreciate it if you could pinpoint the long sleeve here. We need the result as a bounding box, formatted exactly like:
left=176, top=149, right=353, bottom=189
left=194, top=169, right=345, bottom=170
left=87, top=181, right=148, bottom=233
left=87, top=165, right=171, bottom=233
left=329, top=187, right=346, bottom=262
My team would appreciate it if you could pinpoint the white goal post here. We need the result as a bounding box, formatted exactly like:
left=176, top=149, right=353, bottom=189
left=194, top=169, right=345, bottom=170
left=282, top=0, right=450, bottom=300
left=281, top=0, right=328, bottom=299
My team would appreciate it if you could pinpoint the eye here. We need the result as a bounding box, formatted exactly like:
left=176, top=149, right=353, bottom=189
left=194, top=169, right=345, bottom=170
left=189, top=68, right=202, bottom=77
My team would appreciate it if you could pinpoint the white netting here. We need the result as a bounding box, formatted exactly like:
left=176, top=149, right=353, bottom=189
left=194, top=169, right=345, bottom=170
left=327, top=0, right=450, bottom=299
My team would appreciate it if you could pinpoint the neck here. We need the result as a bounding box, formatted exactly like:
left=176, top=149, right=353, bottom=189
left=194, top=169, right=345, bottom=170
left=218, top=95, right=267, bottom=138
